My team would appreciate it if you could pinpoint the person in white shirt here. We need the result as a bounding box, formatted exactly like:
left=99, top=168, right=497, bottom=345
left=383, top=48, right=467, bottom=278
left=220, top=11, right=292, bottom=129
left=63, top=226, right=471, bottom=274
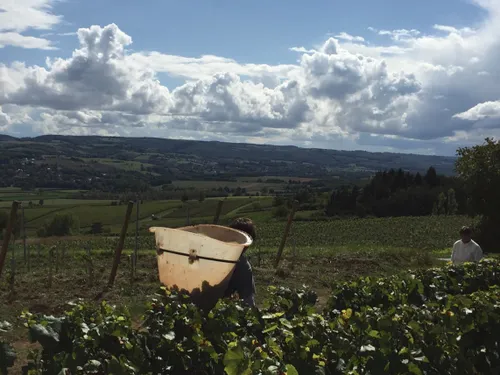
left=451, top=226, right=483, bottom=265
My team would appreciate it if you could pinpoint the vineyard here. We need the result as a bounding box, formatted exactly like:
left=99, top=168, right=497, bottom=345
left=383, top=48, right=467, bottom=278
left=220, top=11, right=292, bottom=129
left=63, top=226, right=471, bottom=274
left=1, top=260, right=500, bottom=374
left=0, top=212, right=484, bottom=374
left=4, top=214, right=475, bottom=252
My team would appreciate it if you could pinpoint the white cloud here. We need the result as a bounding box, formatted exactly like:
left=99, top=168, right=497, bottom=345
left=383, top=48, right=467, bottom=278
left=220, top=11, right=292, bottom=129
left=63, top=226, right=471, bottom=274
left=369, top=27, right=421, bottom=41
left=129, top=52, right=296, bottom=83
left=453, top=101, right=500, bottom=121
left=289, top=46, right=316, bottom=54
left=2, top=0, right=500, bottom=155
left=0, top=0, right=61, bottom=49
left=433, top=24, right=476, bottom=36
left=2, top=24, right=172, bottom=114
left=0, top=32, right=56, bottom=49
left=334, top=32, right=365, bottom=43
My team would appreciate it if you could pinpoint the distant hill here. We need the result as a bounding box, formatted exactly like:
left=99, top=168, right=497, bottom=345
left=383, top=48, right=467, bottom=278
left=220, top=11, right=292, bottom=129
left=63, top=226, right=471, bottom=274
left=0, top=134, right=457, bottom=191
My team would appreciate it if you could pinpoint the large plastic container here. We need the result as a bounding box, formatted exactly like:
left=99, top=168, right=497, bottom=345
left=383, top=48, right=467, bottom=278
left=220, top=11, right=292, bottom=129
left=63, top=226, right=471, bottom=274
left=149, top=224, right=253, bottom=308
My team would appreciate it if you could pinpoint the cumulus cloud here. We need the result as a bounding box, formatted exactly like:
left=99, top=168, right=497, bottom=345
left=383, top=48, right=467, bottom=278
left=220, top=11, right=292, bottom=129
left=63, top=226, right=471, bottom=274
left=0, top=0, right=61, bottom=49
left=334, top=32, right=365, bottom=43
left=454, top=101, right=500, bottom=121
left=0, top=32, right=56, bottom=50
left=2, top=0, right=500, bottom=154
left=369, top=27, right=421, bottom=41
left=2, top=24, right=172, bottom=114
left=128, top=52, right=296, bottom=83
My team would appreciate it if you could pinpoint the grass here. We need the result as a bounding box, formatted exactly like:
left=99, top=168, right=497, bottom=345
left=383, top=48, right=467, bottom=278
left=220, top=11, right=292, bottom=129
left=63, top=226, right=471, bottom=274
left=162, top=198, right=263, bottom=219
left=84, top=158, right=155, bottom=173
left=171, top=180, right=286, bottom=192
left=24, top=201, right=182, bottom=230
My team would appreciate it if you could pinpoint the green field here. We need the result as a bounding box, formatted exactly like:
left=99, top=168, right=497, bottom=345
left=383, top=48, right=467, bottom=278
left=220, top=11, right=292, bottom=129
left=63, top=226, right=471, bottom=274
left=0, top=196, right=276, bottom=235
left=0, top=203, right=485, bottom=373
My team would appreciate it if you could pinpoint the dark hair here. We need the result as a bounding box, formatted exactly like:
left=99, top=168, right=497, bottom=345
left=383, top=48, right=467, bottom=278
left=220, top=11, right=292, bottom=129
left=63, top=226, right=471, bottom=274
left=229, top=217, right=256, bottom=241
left=459, top=226, right=472, bottom=235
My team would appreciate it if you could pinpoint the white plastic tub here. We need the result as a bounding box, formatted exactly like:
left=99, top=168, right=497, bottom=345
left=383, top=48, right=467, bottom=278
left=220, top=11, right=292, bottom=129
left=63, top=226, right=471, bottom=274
left=149, top=224, right=253, bottom=307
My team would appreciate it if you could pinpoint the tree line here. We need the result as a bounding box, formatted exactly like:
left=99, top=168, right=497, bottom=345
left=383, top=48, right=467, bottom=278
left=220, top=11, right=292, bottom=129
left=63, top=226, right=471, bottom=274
left=324, top=167, right=468, bottom=218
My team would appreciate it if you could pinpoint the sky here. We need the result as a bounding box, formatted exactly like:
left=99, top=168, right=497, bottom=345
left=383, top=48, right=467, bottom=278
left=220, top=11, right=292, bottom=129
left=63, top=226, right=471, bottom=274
left=0, top=0, right=498, bottom=156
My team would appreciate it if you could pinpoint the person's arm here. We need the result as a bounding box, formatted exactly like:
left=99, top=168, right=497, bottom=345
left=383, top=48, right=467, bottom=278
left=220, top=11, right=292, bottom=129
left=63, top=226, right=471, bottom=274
left=235, top=258, right=256, bottom=307
left=451, top=242, right=457, bottom=264
left=474, top=244, right=483, bottom=262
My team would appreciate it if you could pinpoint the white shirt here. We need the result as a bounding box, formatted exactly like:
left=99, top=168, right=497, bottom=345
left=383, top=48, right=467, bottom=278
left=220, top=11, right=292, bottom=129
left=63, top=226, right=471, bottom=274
left=451, top=239, right=483, bottom=265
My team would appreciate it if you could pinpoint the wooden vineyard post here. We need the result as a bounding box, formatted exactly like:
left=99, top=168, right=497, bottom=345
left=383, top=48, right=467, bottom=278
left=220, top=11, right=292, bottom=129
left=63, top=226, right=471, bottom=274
left=48, top=247, right=54, bottom=289
left=274, top=201, right=299, bottom=269
left=134, top=196, right=139, bottom=277
left=108, top=201, right=134, bottom=288
left=27, top=243, right=31, bottom=273
left=55, top=247, right=59, bottom=273
left=129, top=255, right=134, bottom=284
left=22, top=205, right=27, bottom=264
left=0, top=201, right=20, bottom=279
left=86, top=245, right=93, bottom=286
left=213, top=199, right=224, bottom=224
left=9, top=239, right=15, bottom=296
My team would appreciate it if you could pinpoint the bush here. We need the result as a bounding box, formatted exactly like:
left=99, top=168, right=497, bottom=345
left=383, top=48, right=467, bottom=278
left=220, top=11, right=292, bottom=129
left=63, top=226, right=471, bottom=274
left=473, top=216, right=497, bottom=253
left=251, top=202, right=262, bottom=210
left=272, top=205, right=289, bottom=218
left=37, top=214, right=78, bottom=237
left=90, top=222, right=103, bottom=235
left=12, top=261, right=500, bottom=375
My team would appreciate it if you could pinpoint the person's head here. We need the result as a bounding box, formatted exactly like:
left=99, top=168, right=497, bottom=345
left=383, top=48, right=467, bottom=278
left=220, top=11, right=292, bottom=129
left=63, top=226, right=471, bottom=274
left=460, top=226, right=472, bottom=243
left=229, top=217, right=256, bottom=250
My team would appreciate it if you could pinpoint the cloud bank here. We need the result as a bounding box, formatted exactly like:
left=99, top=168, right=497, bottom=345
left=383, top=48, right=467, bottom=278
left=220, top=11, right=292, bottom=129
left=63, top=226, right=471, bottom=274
left=1, top=0, right=499, bottom=154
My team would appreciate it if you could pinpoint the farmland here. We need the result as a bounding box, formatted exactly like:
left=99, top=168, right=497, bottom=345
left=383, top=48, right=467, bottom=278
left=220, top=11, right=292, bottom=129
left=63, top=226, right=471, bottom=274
left=0, top=190, right=491, bottom=374
left=2, top=257, right=500, bottom=374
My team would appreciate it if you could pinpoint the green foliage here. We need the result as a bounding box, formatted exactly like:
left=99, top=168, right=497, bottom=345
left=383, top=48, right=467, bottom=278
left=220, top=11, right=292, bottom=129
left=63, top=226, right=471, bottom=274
left=3, top=261, right=498, bottom=375
left=456, top=138, right=500, bottom=219
left=181, top=192, right=189, bottom=202
left=326, top=168, right=463, bottom=218
left=90, top=222, right=103, bottom=235
left=437, top=192, right=446, bottom=215
left=256, top=215, right=475, bottom=250
left=447, top=188, right=458, bottom=215
left=326, top=260, right=500, bottom=312
left=272, top=205, right=289, bottom=219
left=37, top=214, right=78, bottom=237
left=456, top=138, right=500, bottom=252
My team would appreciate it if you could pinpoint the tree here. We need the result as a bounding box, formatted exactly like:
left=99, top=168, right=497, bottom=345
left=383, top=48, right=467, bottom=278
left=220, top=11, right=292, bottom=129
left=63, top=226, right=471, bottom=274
left=424, top=167, right=439, bottom=187
left=181, top=192, right=189, bottom=203
left=90, top=222, right=103, bottom=235
left=272, top=205, right=289, bottom=218
left=456, top=138, right=500, bottom=251
left=37, top=214, right=78, bottom=237
left=199, top=191, right=205, bottom=202
left=437, top=192, right=447, bottom=215
left=447, top=188, right=458, bottom=215
left=456, top=138, right=500, bottom=219
left=39, top=199, right=44, bottom=206
left=414, top=172, right=423, bottom=186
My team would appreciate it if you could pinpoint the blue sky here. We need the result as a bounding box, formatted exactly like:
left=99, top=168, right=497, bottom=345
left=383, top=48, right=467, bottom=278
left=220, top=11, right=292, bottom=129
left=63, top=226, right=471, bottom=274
left=0, top=0, right=498, bottom=155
